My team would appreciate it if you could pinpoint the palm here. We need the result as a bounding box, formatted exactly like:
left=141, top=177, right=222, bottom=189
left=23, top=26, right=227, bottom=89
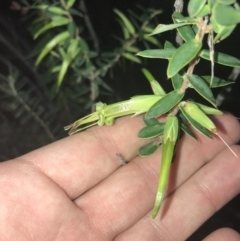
left=0, top=114, right=240, bottom=241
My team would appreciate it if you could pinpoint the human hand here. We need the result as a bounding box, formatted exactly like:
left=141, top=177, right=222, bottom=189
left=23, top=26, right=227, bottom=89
left=0, top=113, right=240, bottom=241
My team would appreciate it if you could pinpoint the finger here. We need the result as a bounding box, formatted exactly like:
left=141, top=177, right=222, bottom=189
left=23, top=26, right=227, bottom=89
left=17, top=115, right=150, bottom=199
left=203, top=228, right=240, bottom=241
left=73, top=114, right=240, bottom=239
left=115, top=145, right=240, bottom=241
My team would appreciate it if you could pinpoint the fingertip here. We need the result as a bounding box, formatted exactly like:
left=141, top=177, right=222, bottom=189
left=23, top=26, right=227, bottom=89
left=202, top=228, right=240, bottom=241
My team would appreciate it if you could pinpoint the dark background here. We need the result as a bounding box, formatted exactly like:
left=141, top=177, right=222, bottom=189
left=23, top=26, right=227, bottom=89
left=0, top=0, right=240, bottom=240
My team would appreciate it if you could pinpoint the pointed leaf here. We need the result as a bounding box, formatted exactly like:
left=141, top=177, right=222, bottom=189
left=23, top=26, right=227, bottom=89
left=188, top=0, right=207, bottom=17
left=201, top=75, right=234, bottom=87
left=200, top=49, right=240, bottom=67
left=35, top=31, right=70, bottom=66
left=172, top=12, right=195, bottom=42
left=67, top=0, right=76, bottom=8
left=216, top=0, right=236, bottom=4
left=114, top=9, right=135, bottom=35
left=146, top=90, right=184, bottom=118
left=213, top=3, right=240, bottom=25
left=138, top=142, right=159, bottom=157
left=164, top=41, right=175, bottom=49
left=138, top=123, right=165, bottom=139
left=187, top=74, right=216, bottom=106
left=143, top=115, right=159, bottom=126
left=149, top=23, right=194, bottom=36
left=34, top=17, right=69, bottom=39
left=47, top=6, right=67, bottom=15
left=143, top=35, right=162, bottom=47
left=179, top=104, right=212, bottom=138
left=167, top=39, right=202, bottom=78
left=195, top=102, right=223, bottom=115
left=137, top=49, right=175, bottom=59
left=122, top=53, right=141, bottom=64
left=178, top=113, right=197, bottom=139
left=142, top=68, right=166, bottom=95
left=171, top=73, right=184, bottom=90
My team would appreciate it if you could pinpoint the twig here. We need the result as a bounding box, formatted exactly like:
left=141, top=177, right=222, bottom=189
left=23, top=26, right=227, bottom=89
left=79, top=0, right=100, bottom=53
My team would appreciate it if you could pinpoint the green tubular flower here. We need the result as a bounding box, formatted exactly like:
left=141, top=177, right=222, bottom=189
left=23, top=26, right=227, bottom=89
left=152, top=115, right=179, bottom=219
left=64, top=95, right=163, bottom=135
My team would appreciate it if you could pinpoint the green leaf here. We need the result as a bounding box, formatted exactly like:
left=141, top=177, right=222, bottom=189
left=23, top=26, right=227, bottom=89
left=138, top=142, right=159, bottom=157
left=178, top=113, right=197, bottom=139
left=167, top=39, right=202, bottom=78
left=164, top=41, right=175, bottom=49
left=172, top=12, right=195, bottom=42
left=137, top=49, right=175, bottom=59
left=142, top=68, right=166, bottom=95
left=201, top=75, right=234, bottom=87
left=213, top=3, right=240, bottom=25
left=67, top=0, right=76, bottom=8
left=188, top=0, right=207, bottom=17
left=149, top=23, right=194, bottom=36
left=47, top=6, right=67, bottom=15
left=34, top=17, right=69, bottom=39
left=171, top=73, right=184, bottom=90
left=35, top=31, right=70, bottom=66
left=114, top=9, right=135, bottom=35
left=146, top=90, right=184, bottom=118
left=179, top=104, right=212, bottom=138
left=187, top=74, right=216, bottom=107
left=138, top=123, right=165, bottom=139
left=195, top=102, right=223, bottom=115
left=125, top=46, right=140, bottom=53
left=197, top=4, right=211, bottom=17
left=200, top=49, right=240, bottom=67
left=143, top=115, right=159, bottom=126
left=216, top=0, right=236, bottom=4
left=122, top=53, right=141, bottom=64
left=57, top=58, right=70, bottom=90
left=143, top=35, right=162, bottom=47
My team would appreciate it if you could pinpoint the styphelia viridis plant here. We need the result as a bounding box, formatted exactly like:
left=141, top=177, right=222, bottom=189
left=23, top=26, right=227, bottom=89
left=65, top=0, right=240, bottom=218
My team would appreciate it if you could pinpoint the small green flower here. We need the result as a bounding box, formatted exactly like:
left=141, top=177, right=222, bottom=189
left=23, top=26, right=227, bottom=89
left=65, top=95, right=163, bottom=135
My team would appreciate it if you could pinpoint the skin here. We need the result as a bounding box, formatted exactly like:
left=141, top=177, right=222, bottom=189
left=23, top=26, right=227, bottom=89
left=0, top=113, right=240, bottom=241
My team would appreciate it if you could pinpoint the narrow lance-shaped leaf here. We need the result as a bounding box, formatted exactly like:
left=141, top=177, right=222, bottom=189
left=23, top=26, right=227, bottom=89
left=178, top=113, right=197, bottom=139
left=149, top=23, right=195, bottom=36
left=179, top=103, right=212, bottom=138
left=146, top=89, right=184, bottom=118
left=142, top=68, right=166, bottom=96
left=167, top=39, right=202, bottom=78
left=152, top=115, right=178, bottom=218
left=200, top=75, right=234, bottom=88
left=34, top=17, right=70, bottom=39
left=138, top=142, right=159, bottom=157
left=143, top=115, right=159, bottom=126
left=35, top=31, right=70, bottom=66
left=67, top=0, right=76, bottom=8
left=138, top=122, right=165, bottom=139
left=195, top=102, right=223, bottom=115
left=122, top=52, right=141, bottom=64
left=172, top=12, right=195, bottom=42
left=47, top=6, right=68, bottom=15
left=187, top=74, right=216, bottom=107
left=200, top=49, right=240, bottom=67
left=114, top=9, right=135, bottom=35
left=137, top=49, right=176, bottom=59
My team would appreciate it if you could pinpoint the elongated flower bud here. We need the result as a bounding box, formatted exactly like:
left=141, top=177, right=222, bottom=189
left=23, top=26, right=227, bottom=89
left=152, top=115, right=179, bottom=219
left=183, top=101, right=217, bottom=134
